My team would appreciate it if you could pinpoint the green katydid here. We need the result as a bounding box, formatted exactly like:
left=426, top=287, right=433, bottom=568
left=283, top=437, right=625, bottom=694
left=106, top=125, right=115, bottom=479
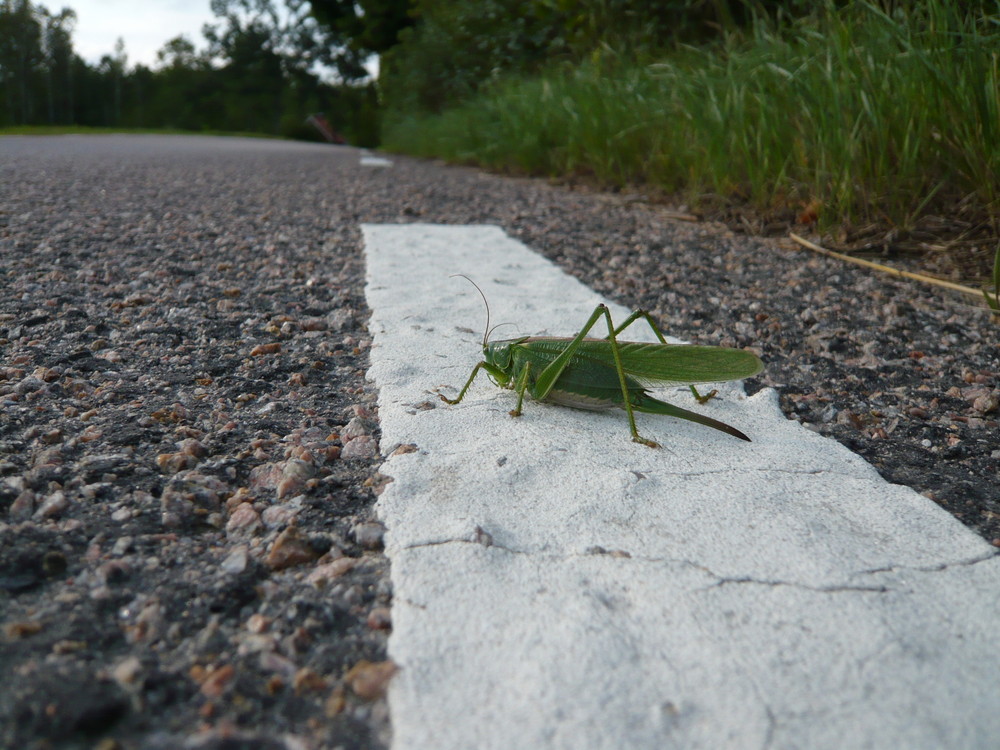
left=438, top=279, right=764, bottom=447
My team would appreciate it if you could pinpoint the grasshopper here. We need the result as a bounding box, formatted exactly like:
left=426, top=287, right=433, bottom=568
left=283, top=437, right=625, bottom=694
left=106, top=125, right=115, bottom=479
left=439, top=282, right=763, bottom=447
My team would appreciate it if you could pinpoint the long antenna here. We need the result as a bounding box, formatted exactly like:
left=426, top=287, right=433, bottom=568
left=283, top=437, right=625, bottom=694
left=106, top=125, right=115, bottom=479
left=450, top=274, right=490, bottom=348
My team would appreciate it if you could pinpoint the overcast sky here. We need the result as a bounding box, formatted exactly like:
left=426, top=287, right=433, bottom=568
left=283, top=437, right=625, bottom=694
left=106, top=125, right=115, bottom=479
left=50, top=0, right=217, bottom=68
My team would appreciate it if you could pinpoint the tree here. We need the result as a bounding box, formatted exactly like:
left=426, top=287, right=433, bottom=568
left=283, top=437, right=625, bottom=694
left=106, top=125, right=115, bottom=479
left=307, top=0, right=414, bottom=80
left=380, top=0, right=562, bottom=112
left=156, top=35, right=201, bottom=70
left=37, top=6, right=75, bottom=123
left=0, top=0, right=45, bottom=124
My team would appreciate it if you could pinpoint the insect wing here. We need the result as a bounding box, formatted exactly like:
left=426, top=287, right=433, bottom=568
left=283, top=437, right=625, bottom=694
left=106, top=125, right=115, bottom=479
left=512, top=338, right=629, bottom=402
left=574, top=340, right=763, bottom=387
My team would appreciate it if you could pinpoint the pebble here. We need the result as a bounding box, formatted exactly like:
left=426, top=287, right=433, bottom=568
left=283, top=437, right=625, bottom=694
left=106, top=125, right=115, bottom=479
left=9, top=490, right=36, bottom=520
left=305, top=557, right=358, bottom=586
left=33, top=491, right=69, bottom=520
left=351, top=521, right=386, bottom=550
left=261, top=505, right=299, bottom=529
left=342, top=437, right=378, bottom=460
left=265, top=526, right=320, bottom=570
left=341, top=417, right=372, bottom=441
left=226, top=504, right=263, bottom=538
left=366, top=607, right=392, bottom=630
left=112, top=656, right=144, bottom=688
left=220, top=546, right=249, bottom=574
left=345, top=660, right=398, bottom=701
left=159, top=473, right=228, bottom=526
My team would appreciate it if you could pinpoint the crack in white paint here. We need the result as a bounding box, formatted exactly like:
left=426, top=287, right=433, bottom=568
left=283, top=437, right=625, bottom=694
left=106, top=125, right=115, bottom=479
left=848, top=550, right=999, bottom=577
left=401, top=536, right=997, bottom=595
left=362, top=223, right=1000, bottom=750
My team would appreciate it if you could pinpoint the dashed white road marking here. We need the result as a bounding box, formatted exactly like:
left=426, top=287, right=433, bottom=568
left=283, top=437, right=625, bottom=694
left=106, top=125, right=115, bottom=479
left=360, top=151, right=393, bottom=167
left=362, top=223, right=1000, bottom=750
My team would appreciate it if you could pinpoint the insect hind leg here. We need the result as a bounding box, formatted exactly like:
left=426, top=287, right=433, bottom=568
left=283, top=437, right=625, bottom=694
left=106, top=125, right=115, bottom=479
left=607, top=309, right=668, bottom=344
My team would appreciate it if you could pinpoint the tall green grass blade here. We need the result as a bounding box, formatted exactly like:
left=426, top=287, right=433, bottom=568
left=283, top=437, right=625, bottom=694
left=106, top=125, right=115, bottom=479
left=383, top=0, right=1000, bottom=231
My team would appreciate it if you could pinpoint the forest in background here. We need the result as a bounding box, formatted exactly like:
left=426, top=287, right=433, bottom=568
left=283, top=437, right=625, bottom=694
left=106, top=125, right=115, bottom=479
left=0, top=0, right=380, bottom=144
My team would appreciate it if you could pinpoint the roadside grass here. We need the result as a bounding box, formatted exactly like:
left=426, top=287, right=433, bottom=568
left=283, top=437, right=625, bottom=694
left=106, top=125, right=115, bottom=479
left=984, top=243, right=1000, bottom=314
left=383, top=1, right=999, bottom=264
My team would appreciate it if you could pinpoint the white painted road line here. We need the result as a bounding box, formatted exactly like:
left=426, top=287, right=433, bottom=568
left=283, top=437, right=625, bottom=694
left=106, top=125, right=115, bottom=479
left=363, top=223, right=1000, bottom=750
left=360, top=152, right=393, bottom=167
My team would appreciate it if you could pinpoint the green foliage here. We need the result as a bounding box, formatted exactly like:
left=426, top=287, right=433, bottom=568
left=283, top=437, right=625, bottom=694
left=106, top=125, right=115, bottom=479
left=308, top=0, right=414, bottom=79
left=378, top=0, right=846, bottom=114
left=380, top=0, right=563, bottom=113
left=0, top=0, right=379, bottom=144
left=384, top=0, right=1000, bottom=231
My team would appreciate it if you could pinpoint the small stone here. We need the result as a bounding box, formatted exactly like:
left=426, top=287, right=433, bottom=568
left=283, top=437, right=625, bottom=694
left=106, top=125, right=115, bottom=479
left=351, top=521, right=385, bottom=550
left=305, top=557, right=357, bottom=586
left=250, top=342, right=281, bottom=356
left=3, top=620, right=44, bottom=639
left=276, top=459, right=315, bottom=499
left=51, top=639, right=87, bottom=654
left=40, top=429, right=63, bottom=445
left=96, top=560, right=130, bottom=585
left=341, top=437, right=377, bottom=460
left=9, top=490, right=36, bottom=520
left=471, top=525, right=493, bottom=547
left=15, top=376, right=44, bottom=395
left=226, top=504, right=263, bottom=538
left=150, top=403, right=190, bottom=423
left=283, top=458, right=315, bottom=478
left=258, top=650, right=298, bottom=677
left=301, top=317, right=327, bottom=331
left=972, top=392, right=998, bottom=415
left=178, top=438, right=208, bottom=458
left=199, top=664, right=235, bottom=698
left=111, top=536, right=134, bottom=555
left=293, top=667, right=328, bottom=695
left=156, top=452, right=198, bottom=473
left=266, top=526, right=319, bottom=570
left=159, top=472, right=228, bottom=525
left=345, top=659, right=397, bottom=700
left=246, top=614, right=272, bottom=634
left=34, top=491, right=69, bottom=520
left=325, top=686, right=346, bottom=717
left=261, top=505, right=298, bottom=529
left=77, top=453, right=130, bottom=480
left=326, top=308, right=354, bottom=331
left=249, top=462, right=283, bottom=491
left=112, top=656, right=144, bottom=687
left=366, top=607, right=392, bottom=630
left=220, top=546, right=249, bottom=574
left=341, top=418, right=369, bottom=442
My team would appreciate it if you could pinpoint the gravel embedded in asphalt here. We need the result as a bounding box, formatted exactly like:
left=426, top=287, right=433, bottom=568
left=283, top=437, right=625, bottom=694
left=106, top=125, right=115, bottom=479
left=1, top=135, right=997, bottom=749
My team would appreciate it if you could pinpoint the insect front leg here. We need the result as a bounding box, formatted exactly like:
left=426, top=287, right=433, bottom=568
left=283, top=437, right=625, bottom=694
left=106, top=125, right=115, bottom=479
left=439, top=361, right=508, bottom=405
left=510, top=361, right=532, bottom=417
